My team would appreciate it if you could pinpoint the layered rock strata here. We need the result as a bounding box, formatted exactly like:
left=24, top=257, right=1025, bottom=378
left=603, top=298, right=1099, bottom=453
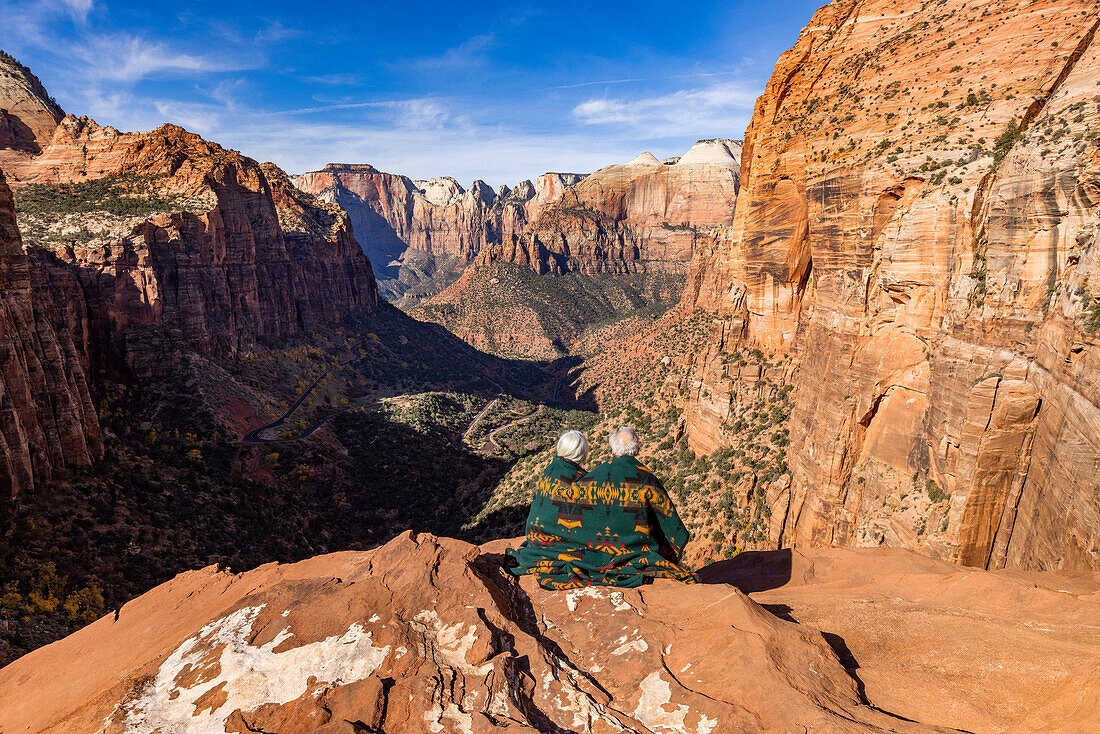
left=0, top=106, right=378, bottom=375
left=2, top=532, right=1096, bottom=734
left=292, top=164, right=584, bottom=302
left=0, top=56, right=378, bottom=493
left=0, top=169, right=100, bottom=501
left=0, top=53, right=63, bottom=155
left=409, top=141, right=741, bottom=355
left=515, top=138, right=742, bottom=275
left=681, top=0, right=1100, bottom=570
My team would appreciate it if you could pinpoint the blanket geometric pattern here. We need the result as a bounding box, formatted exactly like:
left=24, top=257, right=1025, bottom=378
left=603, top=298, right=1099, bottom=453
left=507, top=455, right=698, bottom=589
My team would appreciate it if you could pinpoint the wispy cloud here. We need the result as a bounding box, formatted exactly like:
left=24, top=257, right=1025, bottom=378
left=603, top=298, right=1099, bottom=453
left=410, top=32, right=495, bottom=69
left=551, top=78, right=643, bottom=89
left=573, top=80, right=756, bottom=137
left=303, top=72, right=364, bottom=86
left=70, top=33, right=256, bottom=82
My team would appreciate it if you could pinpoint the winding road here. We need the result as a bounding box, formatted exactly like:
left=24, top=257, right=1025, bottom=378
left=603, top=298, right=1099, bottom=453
left=240, top=338, right=370, bottom=444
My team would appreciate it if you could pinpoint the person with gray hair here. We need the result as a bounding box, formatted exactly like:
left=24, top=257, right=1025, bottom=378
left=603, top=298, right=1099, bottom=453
left=556, top=429, right=590, bottom=463
left=507, top=430, right=591, bottom=575
left=608, top=425, right=640, bottom=457
left=507, top=425, right=696, bottom=589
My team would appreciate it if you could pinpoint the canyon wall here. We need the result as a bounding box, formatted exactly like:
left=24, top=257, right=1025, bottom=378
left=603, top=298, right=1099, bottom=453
left=1, top=117, right=378, bottom=377
left=0, top=169, right=100, bottom=502
left=682, top=0, right=1100, bottom=571
left=514, top=139, right=742, bottom=275
left=292, top=164, right=584, bottom=303
left=0, top=56, right=378, bottom=496
left=0, top=52, right=63, bottom=155
left=409, top=140, right=741, bottom=357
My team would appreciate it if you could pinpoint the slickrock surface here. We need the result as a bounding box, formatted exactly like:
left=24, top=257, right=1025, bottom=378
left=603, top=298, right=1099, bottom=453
left=681, top=0, right=1100, bottom=570
left=292, top=163, right=584, bottom=304
left=2, top=532, right=1095, bottom=734
left=0, top=169, right=100, bottom=501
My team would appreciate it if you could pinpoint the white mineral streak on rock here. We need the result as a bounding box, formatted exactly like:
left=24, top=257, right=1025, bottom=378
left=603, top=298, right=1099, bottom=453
left=423, top=702, right=474, bottom=734
left=115, top=605, right=389, bottom=734
left=611, top=636, right=648, bottom=656
left=412, top=609, right=493, bottom=674
left=565, top=586, right=634, bottom=612
left=634, top=671, right=709, bottom=734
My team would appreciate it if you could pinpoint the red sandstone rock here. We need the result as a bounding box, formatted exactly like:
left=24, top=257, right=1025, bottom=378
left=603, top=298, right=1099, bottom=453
left=521, top=139, right=741, bottom=275
left=1, top=532, right=1095, bottom=733
left=681, top=0, right=1100, bottom=571
left=0, top=120, right=378, bottom=377
left=0, top=54, right=63, bottom=155
left=0, top=169, right=100, bottom=501
left=291, top=164, right=585, bottom=303
left=0, top=57, right=378, bottom=495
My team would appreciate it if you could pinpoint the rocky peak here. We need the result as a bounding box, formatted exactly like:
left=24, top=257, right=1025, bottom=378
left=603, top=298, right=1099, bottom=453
left=414, top=176, right=464, bottom=207
left=676, top=138, right=743, bottom=169
left=628, top=150, right=662, bottom=166
left=465, top=178, right=497, bottom=207
left=0, top=51, right=63, bottom=153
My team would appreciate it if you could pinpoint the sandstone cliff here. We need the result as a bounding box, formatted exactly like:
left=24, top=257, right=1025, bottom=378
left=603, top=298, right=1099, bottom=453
left=480, top=139, right=742, bottom=276
left=0, top=56, right=378, bottom=496
left=1, top=118, right=378, bottom=377
left=0, top=169, right=100, bottom=502
left=292, top=164, right=584, bottom=303
left=408, top=141, right=741, bottom=357
left=0, top=52, right=63, bottom=155
left=681, top=0, right=1100, bottom=571
left=1, top=532, right=1095, bottom=733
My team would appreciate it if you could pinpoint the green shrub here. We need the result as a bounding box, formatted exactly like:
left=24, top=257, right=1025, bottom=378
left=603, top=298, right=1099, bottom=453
left=926, top=479, right=947, bottom=503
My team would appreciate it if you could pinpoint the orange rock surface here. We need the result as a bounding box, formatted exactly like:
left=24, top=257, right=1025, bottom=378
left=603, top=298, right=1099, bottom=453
left=520, top=139, right=742, bottom=275
left=1, top=532, right=1095, bottom=733
left=681, top=0, right=1100, bottom=571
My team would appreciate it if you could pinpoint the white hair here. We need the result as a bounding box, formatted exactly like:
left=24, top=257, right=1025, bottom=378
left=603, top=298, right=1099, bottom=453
left=556, top=430, right=589, bottom=463
left=609, top=425, right=640, bottom=457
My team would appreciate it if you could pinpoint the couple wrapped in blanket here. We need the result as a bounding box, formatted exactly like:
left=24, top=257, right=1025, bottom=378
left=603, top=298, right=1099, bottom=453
left=507, top=426, right=697, bottom=589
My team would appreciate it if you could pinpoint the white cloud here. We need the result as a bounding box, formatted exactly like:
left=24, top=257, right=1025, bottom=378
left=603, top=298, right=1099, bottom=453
left=303, top=73, right=364, bottom=86
left=411, top=33, right=495, bottom=70
left=71, top=33, right=256, bottom=82
left=573, top=80, right=757, bottom=137
left=60, top=0, right=93, bottom=21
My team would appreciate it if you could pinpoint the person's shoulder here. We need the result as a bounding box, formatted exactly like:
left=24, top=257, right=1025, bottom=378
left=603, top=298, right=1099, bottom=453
left=628, top=458, right=664, bottom=486
left=577, top=460, right=613, bottom=483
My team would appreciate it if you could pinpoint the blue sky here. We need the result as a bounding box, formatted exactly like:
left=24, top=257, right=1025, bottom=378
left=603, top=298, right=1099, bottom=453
left=0, top=0, right=825, bottom=185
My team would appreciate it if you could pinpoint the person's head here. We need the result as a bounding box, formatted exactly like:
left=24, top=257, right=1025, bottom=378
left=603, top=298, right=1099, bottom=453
left=556, top=430, right=589, bottom=463
left=609, top=425, right=640, bottom=457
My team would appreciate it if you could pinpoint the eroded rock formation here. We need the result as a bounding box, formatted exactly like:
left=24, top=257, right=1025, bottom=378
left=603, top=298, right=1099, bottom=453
left=681, top=0, right=1100, bottom=570
left=408, top=141, right=741, bottom=357
left=0, top=56, right=378, bottom=494
left=0, top=53, right=63, bottom=155
left=292, top=164, right=584, bottom=303
left=516, top=139, right=742, bottom=275
left=1, top=532, right=1095, bottom=733
left=0, top=169, right=100, bottom=502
